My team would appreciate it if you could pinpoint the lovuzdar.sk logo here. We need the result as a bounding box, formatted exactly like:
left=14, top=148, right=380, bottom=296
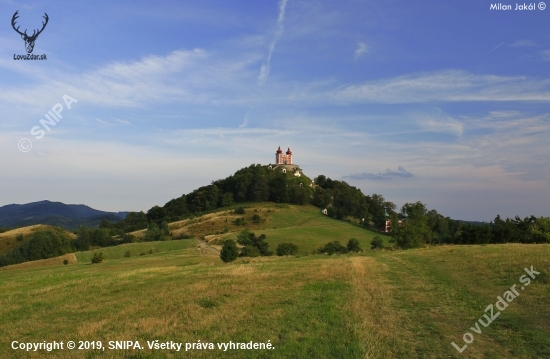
left=12, top=10, right=48, bottom=60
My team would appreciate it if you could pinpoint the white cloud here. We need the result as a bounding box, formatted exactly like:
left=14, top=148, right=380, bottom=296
left=115, top=119, right=131, bottom=125
left=258, top=0, right=289, bottom=85
left=354, top=42, right=368, bottom=60
left=509, top=40, right=537, bottom=47
left=238, top=115, right=249, bottom=128
left=540, top=50, right=550, bottom=61
left=330, top=70, right=550, bottom=104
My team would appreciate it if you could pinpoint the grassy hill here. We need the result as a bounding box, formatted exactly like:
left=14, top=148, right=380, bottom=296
left=0, top=225, right=76, bottom=256
left=0, top=205, right=549, bottom=358
left=139, top=202, right=391, bottom=254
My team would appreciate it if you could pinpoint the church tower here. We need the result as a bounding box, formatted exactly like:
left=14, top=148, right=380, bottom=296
left=275, top=146, right=293, bottom=165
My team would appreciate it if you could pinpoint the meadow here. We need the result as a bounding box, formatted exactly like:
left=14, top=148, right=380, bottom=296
left=0, top=205, right=549, bottom=358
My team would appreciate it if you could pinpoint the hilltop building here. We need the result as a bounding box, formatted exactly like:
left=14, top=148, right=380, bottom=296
left=268, top=146, right=302, bottom=177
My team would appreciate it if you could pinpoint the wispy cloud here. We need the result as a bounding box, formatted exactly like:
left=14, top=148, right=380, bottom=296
left=509, top=40, right=537, bottom=47
left=115, top=119, right=131, bottom=125
left=488, top=41, right=504, bottom=54
left=354, top=42, right=368, bottom=60
left=344, top=166, right=413, bottom=181
left=96, top=118, right=107, bottom=124
left=330, top=70, right=550, bottom=104
left=540, top=50, right=550, bottom=61
left=258, top=0, right=289, bottom=85
left=238, top=115, right=249, bottom=128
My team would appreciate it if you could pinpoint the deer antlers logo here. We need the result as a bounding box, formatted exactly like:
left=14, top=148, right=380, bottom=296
left=11, top=10, right=49, bottom=54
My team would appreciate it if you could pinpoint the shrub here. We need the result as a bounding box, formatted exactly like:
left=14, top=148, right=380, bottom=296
left=234, top=207, right=245, bottom=214
left=220, top=239, right=239, bottom=262
left=251, top=214, right=261, bottom=224
left=371, top=236, right=384, bottom=250
left=318, top=241, right=348, bottom=255
left=276, top=243, right=299, bottom=256
left=124, top=251, right=131, bottom=258
left=347, top=238, right=362, bottom=252
left=140, top=251, right=146, bottom=256
left=240, top=246, right=261, bottom=257
left=16, top=234, right=24, bottom=242
left=63, top=259, right=69, bottom=265
left=121, top=233, right=136, bottom=243
left=91, top=252, right=104, bottom=264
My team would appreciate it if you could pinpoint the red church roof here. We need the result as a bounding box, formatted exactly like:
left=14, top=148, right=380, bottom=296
left=276, top=146, right=283, bottom=154
left=286, top=147, right=292, bottom=155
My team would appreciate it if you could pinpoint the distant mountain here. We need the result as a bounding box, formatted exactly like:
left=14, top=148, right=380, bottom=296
left=0, top=200, right=127, bottom=231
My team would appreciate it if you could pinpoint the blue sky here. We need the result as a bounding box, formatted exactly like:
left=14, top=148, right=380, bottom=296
left=1, top=0, right=549, bottom=221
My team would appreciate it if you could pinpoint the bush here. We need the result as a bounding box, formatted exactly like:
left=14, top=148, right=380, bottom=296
left=276, top=243, right=299, bottom=256
left=63, top=259, right=69, bottom=265
left=91, top=252, right=104, bottom=264
left=124, top=251, right=131, bottom=257
left=235, top=217, right=246, bottom=226
left=240, top=246, right=261, bottom=257
left=234, top=207, right=245, bottom=214
left=16, top=234, right=24, bottom=242
left=251, top=214, right=261, bottom=223
left=220, top=240, right=239, bottom=262
left=371, top=236, right=384, bottom=250
left=347, top=238, right=362, bottom=252
left=318, top=241, right=348, bottom=255
left=237, top=231, right=272, bottom=256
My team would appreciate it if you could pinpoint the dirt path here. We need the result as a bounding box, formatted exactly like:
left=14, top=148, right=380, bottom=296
left=196, top=238, right=220, bottom=255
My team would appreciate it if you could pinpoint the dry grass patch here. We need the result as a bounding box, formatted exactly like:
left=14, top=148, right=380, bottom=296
left=0, top=253, right=77, bottom=271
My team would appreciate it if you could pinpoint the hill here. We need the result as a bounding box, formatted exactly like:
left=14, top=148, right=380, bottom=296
left=0, top=224, right=76, bottom=256
left=126, top=202, right=391, bottom=254
left=0, top=200, right=127, bottom=230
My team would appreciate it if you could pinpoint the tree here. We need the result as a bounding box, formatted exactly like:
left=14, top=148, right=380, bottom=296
left=370, top=236, right=384, bottom=250
left=236, top=231, right=272, bottom=256
left=318, top=241, right=348, bottom=255
left=391, top=202, right=431, bottom=249
left=146, top=205, right=166, bottom=222
left=276, top=243, right=299, bottom=256
left=220, top=240, right=238, bottom=262
left=347, top=238, right=362, bottom=252
left=527, top=217, right=550, bottom=243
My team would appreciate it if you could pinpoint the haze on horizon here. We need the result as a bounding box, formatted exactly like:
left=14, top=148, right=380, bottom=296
left=1, top=0, right=549, bottom=222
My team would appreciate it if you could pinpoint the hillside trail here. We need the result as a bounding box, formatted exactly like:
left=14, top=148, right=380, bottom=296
left=196, top=238, right=220, bottom=255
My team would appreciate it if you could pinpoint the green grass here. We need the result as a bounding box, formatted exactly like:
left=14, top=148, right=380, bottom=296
left=75, top=239, right=195, bottom=262
left=220, top=203, right=391, bottom=254
left=1, top=204, right=549, bottom=358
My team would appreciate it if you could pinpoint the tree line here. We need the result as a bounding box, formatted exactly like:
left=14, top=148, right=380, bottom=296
left=389, top=202, right=550, bottom=249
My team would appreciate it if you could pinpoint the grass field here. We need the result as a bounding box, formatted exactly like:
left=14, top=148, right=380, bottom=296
left=196, top=203, right=391, bottom=254
left=1, top=205, right=549, bottom=358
